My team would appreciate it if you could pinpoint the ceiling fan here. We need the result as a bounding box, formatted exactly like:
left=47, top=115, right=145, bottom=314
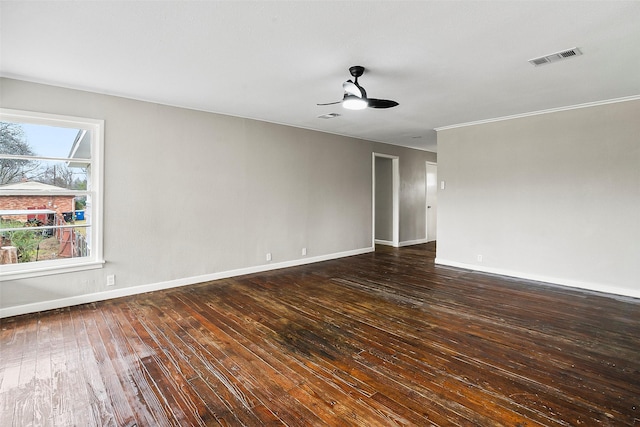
left=318, top=66, right=399, bottom=110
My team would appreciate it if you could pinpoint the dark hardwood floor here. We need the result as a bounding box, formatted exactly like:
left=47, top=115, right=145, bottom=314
left=1, top=243, right=639, bottom=426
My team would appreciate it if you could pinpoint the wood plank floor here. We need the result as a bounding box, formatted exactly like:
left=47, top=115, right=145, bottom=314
left=1, top=243, right=639, bottom=426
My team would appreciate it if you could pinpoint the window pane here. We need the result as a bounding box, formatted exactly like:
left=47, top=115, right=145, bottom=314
left=0, top=122, right=87, bottom=159
left=0, top=158, right=87, bottom=191
left=0, top=223, right=90, bottom=263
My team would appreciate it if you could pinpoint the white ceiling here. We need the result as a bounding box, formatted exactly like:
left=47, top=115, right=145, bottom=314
left=1, top=1, right=639, bottom=152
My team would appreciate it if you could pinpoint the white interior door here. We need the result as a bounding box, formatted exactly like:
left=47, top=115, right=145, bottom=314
left=426, top=162, right=437, bottom=242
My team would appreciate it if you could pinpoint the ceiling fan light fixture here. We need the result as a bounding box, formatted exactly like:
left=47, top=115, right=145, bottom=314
left=343, top=95, right=368, bottom=110
left=317, top=66, right=398, bottom=110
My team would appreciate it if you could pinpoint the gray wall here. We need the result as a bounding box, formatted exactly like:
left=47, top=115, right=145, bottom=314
left=0, top=78, right=436, bottom=312
left=436, top=99, right=640, bottom=297
left=374, top=156, right=393, bottom=241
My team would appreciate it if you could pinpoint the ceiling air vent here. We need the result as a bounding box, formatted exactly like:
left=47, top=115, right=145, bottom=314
left=528, top=47, right=582, bottom=66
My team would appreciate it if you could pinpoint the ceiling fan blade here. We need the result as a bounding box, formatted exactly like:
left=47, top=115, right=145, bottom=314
left=343, top=80, right=365, bottom=98
left=368, top=98, right=399, bottom=109
left=317, top=101, right=342, bottom=106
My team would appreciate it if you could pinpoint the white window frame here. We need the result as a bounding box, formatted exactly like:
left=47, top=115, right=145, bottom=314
left=0, top=108, right=105, bottom=279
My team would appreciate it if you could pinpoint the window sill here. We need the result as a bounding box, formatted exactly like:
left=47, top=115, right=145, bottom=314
left=0, top=259, right=105, bottom=280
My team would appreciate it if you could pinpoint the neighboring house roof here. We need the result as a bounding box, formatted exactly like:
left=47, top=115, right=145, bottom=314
left=0, top=182, right=71, bottom=193
left=67, top=130, right=91, bottom=168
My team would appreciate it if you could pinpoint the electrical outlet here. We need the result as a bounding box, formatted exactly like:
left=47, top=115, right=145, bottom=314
left=106, top=274, right=116, bottom=286
left=266, top=253, right=272, bottom=262
left=302, top=247, right=307, bottom=256
left=477, top=255, right=483, bottom=263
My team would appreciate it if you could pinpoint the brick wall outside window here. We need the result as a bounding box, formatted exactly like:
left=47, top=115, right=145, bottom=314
left=0, top=196, right=75, bottom=222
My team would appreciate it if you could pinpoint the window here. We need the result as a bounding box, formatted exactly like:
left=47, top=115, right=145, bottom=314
left=0, top=109, right=104, bottom=279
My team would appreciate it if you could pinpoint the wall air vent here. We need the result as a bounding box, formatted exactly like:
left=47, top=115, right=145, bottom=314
left=528, top=47, right=582, bottom=66
left=317, top=113, right=341, bottom=119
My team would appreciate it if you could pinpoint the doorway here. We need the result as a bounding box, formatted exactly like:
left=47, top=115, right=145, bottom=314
left=372, top=153, right=399, bottom=247
left=426, top=162, right=437, bottom=242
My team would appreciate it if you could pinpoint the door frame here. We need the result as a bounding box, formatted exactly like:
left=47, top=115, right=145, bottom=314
left=426, top=161, right=437, bottom=242
left=372, top=153, right=399, bottom=248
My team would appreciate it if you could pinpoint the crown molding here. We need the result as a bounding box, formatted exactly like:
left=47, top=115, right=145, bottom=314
left=434, top=95, right=640, bottom=132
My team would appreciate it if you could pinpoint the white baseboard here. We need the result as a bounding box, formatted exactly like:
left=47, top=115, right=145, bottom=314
left=434, top=258, right=640, bottom=300
left=399, top=238, right=429, bottom=247
left=0, top=246, right=374, bottom=318
left=376, top=238, right=429, bottom=247
left=375, top=239, right=395, bottom=246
